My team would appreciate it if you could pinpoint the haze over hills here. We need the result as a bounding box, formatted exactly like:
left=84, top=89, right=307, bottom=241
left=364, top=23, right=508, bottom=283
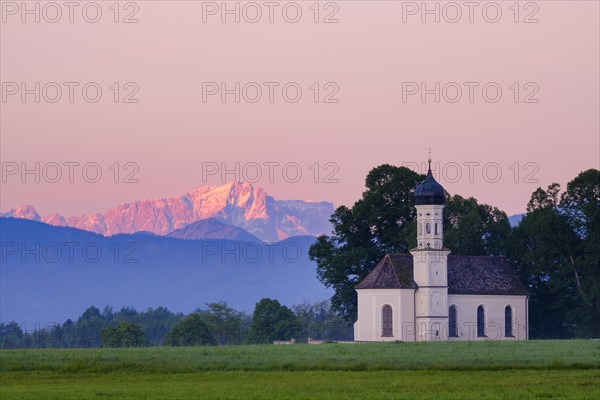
left=168, top=219, right=261, bottom=242
left=1, top=182, right=335, bottom=242
left=0, top=217, right=331, bottom=325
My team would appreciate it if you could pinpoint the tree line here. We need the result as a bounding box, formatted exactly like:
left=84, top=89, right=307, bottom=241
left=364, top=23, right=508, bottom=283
left=309, top=166, right=599, bottom=338
left=0, top=300, right=353, bottom=348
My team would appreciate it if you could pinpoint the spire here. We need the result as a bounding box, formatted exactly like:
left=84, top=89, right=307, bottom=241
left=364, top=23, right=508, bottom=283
left=427, top=148, right=432, bottom=173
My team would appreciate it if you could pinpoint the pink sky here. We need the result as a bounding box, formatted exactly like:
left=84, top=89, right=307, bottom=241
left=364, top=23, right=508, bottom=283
left=1, top=1, right=598, bottom=217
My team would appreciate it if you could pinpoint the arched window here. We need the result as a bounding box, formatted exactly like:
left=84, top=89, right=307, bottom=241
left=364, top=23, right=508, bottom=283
left=426, top=223, right=431, bottom=234
left=477, top=305, right=486, bottom=337
left=505, top=306, right=514, bottom=337
left=449, top=305, right=458, bottom=337
left=381, top=305, right=393, bottom=337
left=434, top=223, right=438, bottom=235
left=418, top=223, right=422, bottom=235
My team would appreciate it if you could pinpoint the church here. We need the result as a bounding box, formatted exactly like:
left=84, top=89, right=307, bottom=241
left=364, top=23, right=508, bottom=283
left=354, top=160, right=529, bottom=341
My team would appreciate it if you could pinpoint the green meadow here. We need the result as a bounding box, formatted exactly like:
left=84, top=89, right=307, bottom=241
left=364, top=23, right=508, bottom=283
left=1, top=340, right=599, bottom=399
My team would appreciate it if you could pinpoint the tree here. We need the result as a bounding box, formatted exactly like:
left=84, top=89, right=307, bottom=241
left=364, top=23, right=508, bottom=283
left=137, top=307, right=184, bottom=346
left=77, top=306, right=104, bottom=348
left=293, top=300, right=353, bottom=342
left=0, top=322, right=24, bottom=349
left=248, top=298, right=300, bottom=343
left=506, top=171, right=600, bottom=338
left=164, top=314, right=216, bottom=346
left=201, top=302, right=244, bottom=345
left=310, top=164, right=511, bottom=321
left=100, top=322, right=146, bottom=347
left=560, top=169, right=600, bottom=337
left=61, top=319, right=77, bottom=348
left=527, top=183, right=561, bottom=212
left=442, top=195, right=510, bottom=256
left=507, top=204, right=580, bottom=338
left=112, top=306, right=138, bottom=324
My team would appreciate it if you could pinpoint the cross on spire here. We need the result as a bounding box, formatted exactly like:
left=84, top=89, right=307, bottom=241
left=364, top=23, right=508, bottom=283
left=428, top=148, right=432, bottom=165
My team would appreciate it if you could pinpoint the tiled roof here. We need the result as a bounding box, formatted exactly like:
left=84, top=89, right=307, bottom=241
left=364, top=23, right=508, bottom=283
left=355, top=253, right=527, bottom=296
left=355, top=254, right=416, bottom=289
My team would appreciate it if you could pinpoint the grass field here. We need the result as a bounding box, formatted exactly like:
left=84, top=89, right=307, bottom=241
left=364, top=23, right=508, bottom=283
left=1, top=340, right=599, bottom=399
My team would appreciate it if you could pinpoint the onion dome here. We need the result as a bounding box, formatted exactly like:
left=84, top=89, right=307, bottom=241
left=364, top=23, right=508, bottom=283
left=414, top=160, right=445, bottom=205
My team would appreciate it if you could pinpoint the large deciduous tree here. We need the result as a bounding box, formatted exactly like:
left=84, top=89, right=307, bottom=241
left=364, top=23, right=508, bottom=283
left=560, top=169, right=600, bottom=337
left=507, top=169, right=600, bottom=338
left=248, top=298, right=300, bottom=343
left=442, top=195, right=511, bottom=256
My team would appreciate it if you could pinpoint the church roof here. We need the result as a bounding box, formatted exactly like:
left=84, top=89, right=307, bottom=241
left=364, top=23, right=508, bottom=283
left=355, top=254, right=417, bottom=290
left=355, top=253, right=528, bottom=296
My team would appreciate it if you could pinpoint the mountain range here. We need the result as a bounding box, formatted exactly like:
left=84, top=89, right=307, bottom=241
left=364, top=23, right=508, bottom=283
left=1, top=182, right=334, bottom=242
left=0, top=217, right=331, bottom=326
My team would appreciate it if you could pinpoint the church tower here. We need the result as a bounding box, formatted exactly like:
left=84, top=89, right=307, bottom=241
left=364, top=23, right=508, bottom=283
left=410, top=157, right=450, bottom=341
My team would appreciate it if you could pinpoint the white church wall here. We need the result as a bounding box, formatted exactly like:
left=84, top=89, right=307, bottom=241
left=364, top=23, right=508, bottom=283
left=354, top=289, right=416, bottom=342
left=412, top=250, right=449, bottom=289
left=448, top=294, right=528, bottom=341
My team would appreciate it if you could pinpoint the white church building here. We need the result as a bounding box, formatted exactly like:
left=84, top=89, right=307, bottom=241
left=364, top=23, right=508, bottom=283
left=354, top=161, right=529, bottom=341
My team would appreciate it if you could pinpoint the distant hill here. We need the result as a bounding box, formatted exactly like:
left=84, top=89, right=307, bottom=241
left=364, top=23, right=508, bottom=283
left=1, top=182, right=335, bottom=242
left=509, top=214, right=525, bottom=227
left=168, top=219, right=261, bottom=242
left=0, top=218, right=331, bottom=326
